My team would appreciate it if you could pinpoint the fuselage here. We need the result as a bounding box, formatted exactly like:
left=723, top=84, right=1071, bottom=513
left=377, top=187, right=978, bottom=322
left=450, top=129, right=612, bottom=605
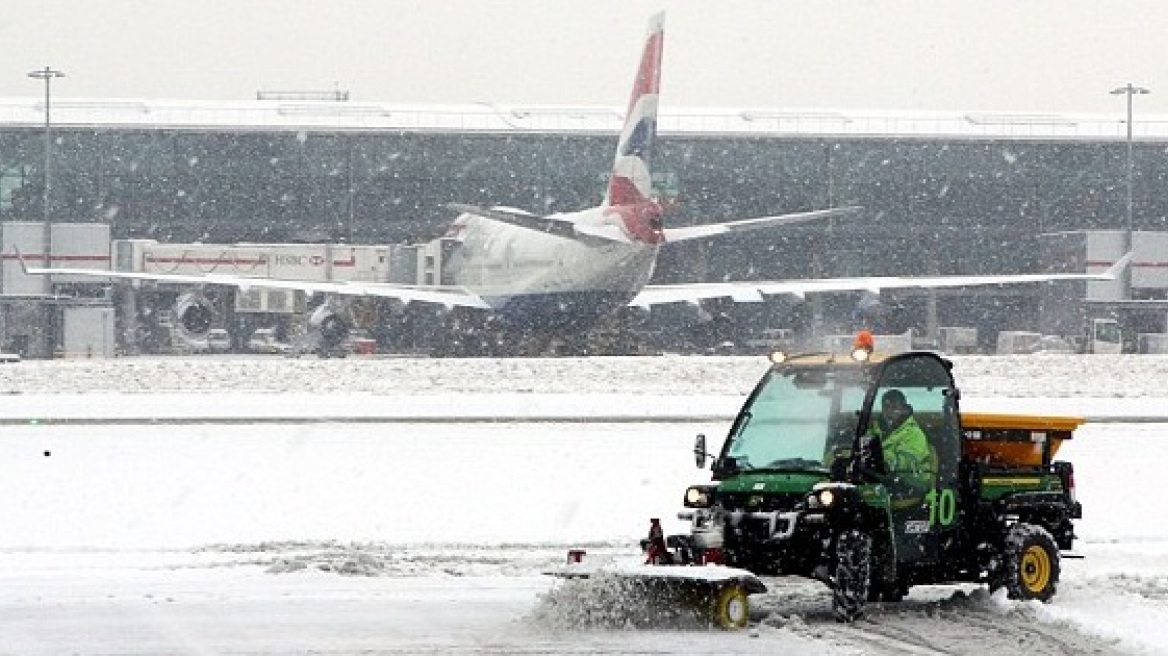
left=444, top=213, right=658, bottom=331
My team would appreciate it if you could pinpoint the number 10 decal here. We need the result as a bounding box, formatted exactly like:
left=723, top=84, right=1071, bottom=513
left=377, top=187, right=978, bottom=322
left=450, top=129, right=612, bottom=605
left=925, top=488, right=957, bottom=527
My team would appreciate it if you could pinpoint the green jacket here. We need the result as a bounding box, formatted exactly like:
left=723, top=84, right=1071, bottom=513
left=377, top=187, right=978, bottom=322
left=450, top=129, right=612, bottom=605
left=874, top=415, right=933, bottom=490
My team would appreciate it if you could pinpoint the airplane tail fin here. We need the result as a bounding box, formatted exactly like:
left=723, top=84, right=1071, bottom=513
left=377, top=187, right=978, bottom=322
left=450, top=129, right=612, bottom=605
left=603, top=12, right=664, bottom=212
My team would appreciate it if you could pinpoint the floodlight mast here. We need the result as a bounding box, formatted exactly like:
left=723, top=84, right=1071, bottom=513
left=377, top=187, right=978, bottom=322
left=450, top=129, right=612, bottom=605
left=27, top=66, right=65, bottom=277
left=1109, top=83, right=1150, bottom=301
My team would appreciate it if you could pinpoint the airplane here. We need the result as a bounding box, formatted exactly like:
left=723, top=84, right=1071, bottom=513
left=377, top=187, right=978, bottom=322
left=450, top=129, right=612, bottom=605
left=17, top=12, right=1132, bottom=356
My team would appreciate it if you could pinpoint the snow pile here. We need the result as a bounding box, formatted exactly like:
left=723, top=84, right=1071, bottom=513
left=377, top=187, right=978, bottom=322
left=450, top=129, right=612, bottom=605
left=3, top=353, right=1168, bottom=398
left=2, top=354, right=1167, bottom=423
left=530, top=571, right=726, bottom=630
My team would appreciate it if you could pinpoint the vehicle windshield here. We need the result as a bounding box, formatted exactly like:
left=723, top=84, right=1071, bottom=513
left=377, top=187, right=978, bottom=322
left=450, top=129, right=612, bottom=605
left=722, top=365, right=869, bottom=474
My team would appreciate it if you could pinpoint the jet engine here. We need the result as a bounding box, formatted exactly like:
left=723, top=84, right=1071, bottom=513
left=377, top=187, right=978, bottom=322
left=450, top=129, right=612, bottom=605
left=172, top=292, right=215, bottom=337
left=307, top=303, right=351, bottom=357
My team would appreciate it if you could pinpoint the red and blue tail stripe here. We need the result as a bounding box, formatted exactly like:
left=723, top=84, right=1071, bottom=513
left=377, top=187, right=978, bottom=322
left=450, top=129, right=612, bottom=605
left=604, top=12, right=665, bottom=245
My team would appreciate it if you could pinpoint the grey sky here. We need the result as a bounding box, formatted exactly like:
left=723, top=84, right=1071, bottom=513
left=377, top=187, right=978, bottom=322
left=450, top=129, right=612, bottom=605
left=2, top=0, right=1166, bottom=115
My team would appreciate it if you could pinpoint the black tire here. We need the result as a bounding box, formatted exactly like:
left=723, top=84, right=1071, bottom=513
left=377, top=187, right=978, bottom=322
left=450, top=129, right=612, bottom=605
left=998, top=523, right=1060, bottom=602
left=832, top=528, right=872, bottom=622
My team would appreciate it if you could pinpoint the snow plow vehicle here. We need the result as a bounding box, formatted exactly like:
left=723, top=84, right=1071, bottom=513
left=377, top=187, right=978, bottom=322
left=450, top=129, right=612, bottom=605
left=548, top=332, right=1084, bottom=628
left=629, top=332, right=1083, bottom=625
left=550, top=334, right=1083, bottom=628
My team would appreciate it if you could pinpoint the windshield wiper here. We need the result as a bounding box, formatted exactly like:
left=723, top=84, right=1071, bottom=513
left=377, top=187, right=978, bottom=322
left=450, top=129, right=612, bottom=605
left=728, top=411, right=753, bottom=442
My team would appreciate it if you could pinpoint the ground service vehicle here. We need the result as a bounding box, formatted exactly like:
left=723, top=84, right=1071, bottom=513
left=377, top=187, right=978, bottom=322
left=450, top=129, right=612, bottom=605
left=247, top=328, right=292, bottom=354
left=655, top=333, right=1083, bottom=624
left=1085, top=317, right=1122, bottom=354
left=206, top=329, right=231, bottom=354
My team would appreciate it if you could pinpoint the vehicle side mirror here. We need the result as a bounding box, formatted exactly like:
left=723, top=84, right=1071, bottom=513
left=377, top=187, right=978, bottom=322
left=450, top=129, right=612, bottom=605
left=694, top=433, right=708, bottom=468
left=857, top=433, right=887, bottom=480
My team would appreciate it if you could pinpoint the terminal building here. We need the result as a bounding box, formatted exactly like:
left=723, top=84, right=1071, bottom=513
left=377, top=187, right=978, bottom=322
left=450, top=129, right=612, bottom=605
left=1, top=98, right=1167, bottom=356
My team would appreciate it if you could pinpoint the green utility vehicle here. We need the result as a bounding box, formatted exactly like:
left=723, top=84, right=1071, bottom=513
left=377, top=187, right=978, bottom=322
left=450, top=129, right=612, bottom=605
left=659, top=341, right=1083, bottom=623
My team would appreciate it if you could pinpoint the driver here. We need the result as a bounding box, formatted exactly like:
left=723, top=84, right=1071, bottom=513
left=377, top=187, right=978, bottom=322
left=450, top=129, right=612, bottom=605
left=871, top=389, right=933, bottom=497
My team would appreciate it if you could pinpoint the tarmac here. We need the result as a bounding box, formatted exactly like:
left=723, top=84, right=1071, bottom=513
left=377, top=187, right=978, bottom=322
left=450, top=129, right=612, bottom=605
left=0, top=392, right=1164, bottom=425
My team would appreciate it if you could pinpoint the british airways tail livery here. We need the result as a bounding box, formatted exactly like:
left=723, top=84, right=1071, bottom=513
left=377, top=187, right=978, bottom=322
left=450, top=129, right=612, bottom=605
left=17, top=12, right=1130, bottom=353
left=606, top=10, right=664, bottom=215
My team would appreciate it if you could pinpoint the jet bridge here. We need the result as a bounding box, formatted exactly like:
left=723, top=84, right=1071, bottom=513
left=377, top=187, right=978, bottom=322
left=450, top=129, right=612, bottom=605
left=111, top=238, right=448, bottom=354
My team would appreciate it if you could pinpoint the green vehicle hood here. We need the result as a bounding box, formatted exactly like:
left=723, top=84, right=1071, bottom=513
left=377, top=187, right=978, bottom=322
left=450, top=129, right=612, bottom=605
left=718, top=471, right=828, bottom=495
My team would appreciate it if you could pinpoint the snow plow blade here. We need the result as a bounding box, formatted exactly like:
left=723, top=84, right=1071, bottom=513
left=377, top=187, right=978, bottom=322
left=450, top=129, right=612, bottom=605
left=543, top=559, right=766, bottom=629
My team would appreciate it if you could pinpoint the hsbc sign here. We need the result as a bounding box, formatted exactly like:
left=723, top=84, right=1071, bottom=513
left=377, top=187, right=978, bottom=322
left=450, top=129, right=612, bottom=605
left=273, top=254, right=326, bottom=267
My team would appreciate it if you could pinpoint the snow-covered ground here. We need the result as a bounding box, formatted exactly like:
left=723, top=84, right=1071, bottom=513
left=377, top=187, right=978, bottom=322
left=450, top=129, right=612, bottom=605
left=0, top=354, right=1165, bottom=654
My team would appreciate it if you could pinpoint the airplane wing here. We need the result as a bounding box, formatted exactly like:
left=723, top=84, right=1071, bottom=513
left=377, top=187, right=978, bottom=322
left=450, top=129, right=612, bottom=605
left=446, top=203, right=580, bottom=239
left=628, top=252, right=1133, bottom=307
left=450, top=203, right=864, bottom=245
left=15, top=255, right=491, bottom=309
left=660, top=206, right=863, bottom=243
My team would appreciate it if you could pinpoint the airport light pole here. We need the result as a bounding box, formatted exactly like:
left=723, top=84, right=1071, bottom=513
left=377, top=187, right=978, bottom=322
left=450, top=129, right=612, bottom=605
left=1110, top=83, right=1149, bottom=300
left=1110, top=84, right=1149, bottom=233
left=27, top=66, right=65, bottom=272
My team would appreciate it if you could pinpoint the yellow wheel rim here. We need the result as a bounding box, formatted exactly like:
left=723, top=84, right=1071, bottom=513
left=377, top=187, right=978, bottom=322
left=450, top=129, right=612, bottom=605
left=1020, top=545, right=1051, bottom=594
left=715, top=585, right=750, bottom=629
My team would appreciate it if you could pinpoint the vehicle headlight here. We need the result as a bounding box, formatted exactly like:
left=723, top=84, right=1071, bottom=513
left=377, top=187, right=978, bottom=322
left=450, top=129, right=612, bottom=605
left=684, top=486, right=714, bottom=508
left=817, top=489, right=836, bottom=507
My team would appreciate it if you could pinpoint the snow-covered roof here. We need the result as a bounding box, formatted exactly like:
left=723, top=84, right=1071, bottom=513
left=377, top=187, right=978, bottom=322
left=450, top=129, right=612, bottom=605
left=2, top=97, right=1167, bottom=142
